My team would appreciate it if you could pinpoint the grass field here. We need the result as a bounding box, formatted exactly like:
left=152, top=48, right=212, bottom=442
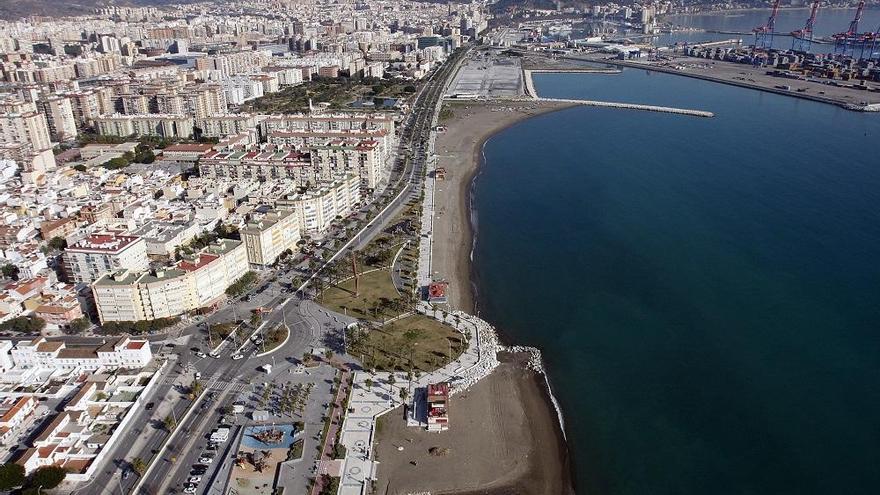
left=319, top=269, right=404, bottom=321
left=349, top=315, right=465, bottom=372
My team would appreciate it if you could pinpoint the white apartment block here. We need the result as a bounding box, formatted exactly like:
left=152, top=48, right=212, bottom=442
left=183, top=84, right=228, bottom=119
left=259, top=112, right=396, bottom=140
left=63, top=233, right=149, bottom=284
left=92, top=239, right=248, bottom=323
left=0, top=396, right=37, bottom=446
left=7, top=336, right=152, bottom=371
left=196, top=114, right=256, bottom=138
left=263, top=66, right=304, bottom=86
left=37, top=95, right=78, bottom=142
left=240, top=209, right=300, bottom=268
left=221, top=76, right=264, bottom=105
left=198, top=147, right=315, bottom=183
left=279, top=174, right=360, bottom=237
left=95, top=114, right=194, bottom=139
left=311, top=138, right=383, bottom=190
left=0, top=98, right=56, bottom=173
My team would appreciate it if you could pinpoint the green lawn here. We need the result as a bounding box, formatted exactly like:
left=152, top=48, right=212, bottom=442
left=319, top=269, right=405, bottom=321
left=348, top=315, right=466, bottom=372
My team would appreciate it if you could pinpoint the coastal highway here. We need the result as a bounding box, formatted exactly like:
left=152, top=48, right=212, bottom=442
left=72, top=44, right=470, bottom=495
left=347, top=44, right=471, bottom=253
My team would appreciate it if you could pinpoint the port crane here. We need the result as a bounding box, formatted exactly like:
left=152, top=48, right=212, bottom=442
left=791, top=1, right=820, bottom=53
left=833, top=0, right=866, bottom=57
left=753, top=0, right=781, bottom=50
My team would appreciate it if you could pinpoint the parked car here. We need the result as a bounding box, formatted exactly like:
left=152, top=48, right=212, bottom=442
left=145, top=402, right=154, bottom=411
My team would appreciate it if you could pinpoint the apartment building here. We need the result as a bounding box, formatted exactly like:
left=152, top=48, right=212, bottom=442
left=183, top=84, right=227, bottom=119
left=92, top=239, right=248, bottom=322
left=259, top=112, right=396, bottom=140
left=311, top=138, right=383, bottom=189
left=196, top=114, right=256, bottom=138
left=63, top=233, right=149, bottom=284
left=0, top=98, right=56, bottom=174
left=0, top=396, right=37, bottom=446
left=240, top=209, right=300, bottom=268
left=36, top=95, right=78, bottom=142
left=278, top=174, right=360, bottom=237
left=198, top=147, right=314, bottom=184
left=95, top=113, right=194, bottom=139
left=7, top=336, right=152, bottom=370
left=266, top=127, right=391, bottom=158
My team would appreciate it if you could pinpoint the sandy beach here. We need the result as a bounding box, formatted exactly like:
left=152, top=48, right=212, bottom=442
left=374, top=352, right=573, bottom=495
left=431, top=100, right=576, bottom=313
left=371, top=100, right=578, bottom=495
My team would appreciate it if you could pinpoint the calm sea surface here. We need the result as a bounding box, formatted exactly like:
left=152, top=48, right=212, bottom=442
left=471, top=47, right=880, bottom=495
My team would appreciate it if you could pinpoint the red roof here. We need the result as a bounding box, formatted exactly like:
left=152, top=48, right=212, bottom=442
left=177, top=253, right=219, bottom=272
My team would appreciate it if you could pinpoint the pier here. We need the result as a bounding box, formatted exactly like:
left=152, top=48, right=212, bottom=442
left=534, top=97, right=715, bottom=117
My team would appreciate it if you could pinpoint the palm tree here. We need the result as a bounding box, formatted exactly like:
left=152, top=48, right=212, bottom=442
left=131, top=457, right=147, bottom=476
left=364, top=378, right=373, bottom=390
left=162, top=414, right=177, bottom=431
left=190, top=379, right=203, bottom=399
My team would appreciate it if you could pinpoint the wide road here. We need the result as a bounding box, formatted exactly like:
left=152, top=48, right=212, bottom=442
left=77, top=44, right=471, bottom=495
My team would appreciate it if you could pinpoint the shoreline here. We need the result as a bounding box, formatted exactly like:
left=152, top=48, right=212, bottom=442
left=430, top=99, right=578, bottom=495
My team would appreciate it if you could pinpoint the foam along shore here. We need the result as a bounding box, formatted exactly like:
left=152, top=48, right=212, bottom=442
left=338, top=100, right=579, bottom=495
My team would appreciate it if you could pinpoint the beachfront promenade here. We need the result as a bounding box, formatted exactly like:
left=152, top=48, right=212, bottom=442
left=337, top=307, right=503, bottom=495
left=334, top=73, right=510, bottom=495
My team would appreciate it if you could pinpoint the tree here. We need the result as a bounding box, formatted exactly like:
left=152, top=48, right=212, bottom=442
left=399, top=388, right=408, bottom=401
left=68, top=317, right=90, bottom=334
left=1, top=264, right=19, bottom=280
left=162, top=414, right=177, bottom=431
left=364, top=378, right=373, bottom=390
left=387, top=374, right=395, bottom=387
left=130, top=457, right=147, bottom=476
left=0, top=316, right=46, bottom=333
left=0, top=463, right=25, bottom=490
left=190, top=380, right=204, bottom=398
left=101, top=157, right=129, bottom=170
left=26, top=465, right=66, bottom=490
left=73, top=164, right=87, bottom=172
left=47, top=236, right=68, bottom=251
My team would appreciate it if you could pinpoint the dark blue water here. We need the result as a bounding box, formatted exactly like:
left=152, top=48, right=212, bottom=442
left=472, top=70, right=880, bottom=494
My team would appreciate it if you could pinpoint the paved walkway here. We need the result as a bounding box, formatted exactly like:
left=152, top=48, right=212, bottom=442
left=336, top=308, right=501, bottom=495
left=310, top=368, right=350, bottom=495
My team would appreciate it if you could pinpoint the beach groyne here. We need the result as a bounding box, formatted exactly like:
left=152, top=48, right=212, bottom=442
left=535, top=97, right=716, bottom=117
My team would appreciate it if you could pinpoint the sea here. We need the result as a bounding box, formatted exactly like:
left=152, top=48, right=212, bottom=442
left=470, top=9, right=880, bottom=495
